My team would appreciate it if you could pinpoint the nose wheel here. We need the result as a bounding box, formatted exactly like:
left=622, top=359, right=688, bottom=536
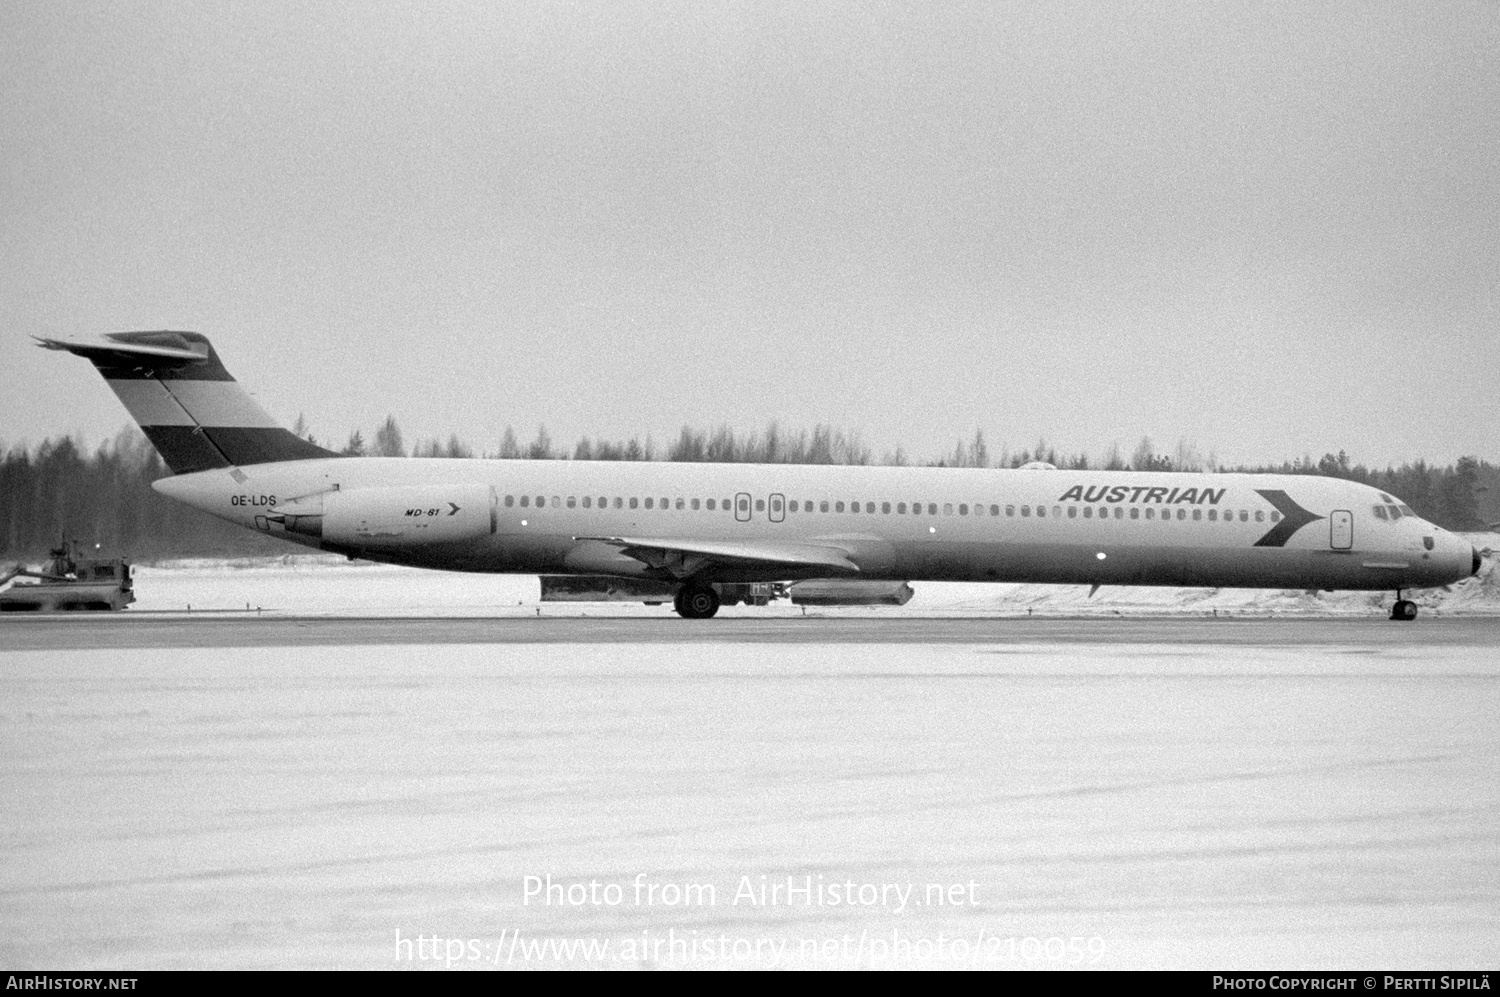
left=1389, top=591, right=1418, bottom=621
left=673, top=583, right=720, bottom=619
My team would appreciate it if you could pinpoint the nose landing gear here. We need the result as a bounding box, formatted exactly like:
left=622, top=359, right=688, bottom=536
left=1389, top=590, right=1418, bottom=621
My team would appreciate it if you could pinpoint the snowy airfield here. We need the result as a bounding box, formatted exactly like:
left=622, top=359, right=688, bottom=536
left=108, top=536, right=1500, bottom=617
left=1, top=550, right=1498, bottom=969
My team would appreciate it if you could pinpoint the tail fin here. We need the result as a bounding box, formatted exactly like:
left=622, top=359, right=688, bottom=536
left=38, top=331, right=337, bottom=474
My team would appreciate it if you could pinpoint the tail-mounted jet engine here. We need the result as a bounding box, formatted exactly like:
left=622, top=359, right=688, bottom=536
left=259, top=484, right=497, bottom=546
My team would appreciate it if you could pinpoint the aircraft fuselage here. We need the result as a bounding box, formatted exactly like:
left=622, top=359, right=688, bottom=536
left=155, top=457, right=1476, bottom=592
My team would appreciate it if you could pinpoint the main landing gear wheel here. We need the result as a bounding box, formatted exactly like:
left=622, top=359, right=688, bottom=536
left=1390, top=595, right=1418, bottom=621
left=674, top=583, right=720, bottom=619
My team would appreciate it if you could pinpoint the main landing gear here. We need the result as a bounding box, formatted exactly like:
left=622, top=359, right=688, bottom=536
left=1390, top=590, right=1418, bottom=621
left=673, top=582, right=720, bottom=619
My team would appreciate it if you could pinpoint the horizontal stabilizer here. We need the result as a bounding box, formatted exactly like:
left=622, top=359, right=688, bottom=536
left=36, top=331, right=220, bottom=375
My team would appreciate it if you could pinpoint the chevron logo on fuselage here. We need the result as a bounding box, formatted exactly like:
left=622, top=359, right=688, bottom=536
left=1252, top=490, right=1324, bottom=547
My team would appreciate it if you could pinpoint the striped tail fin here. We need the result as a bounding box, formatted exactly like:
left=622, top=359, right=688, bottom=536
left=38, top=331, right=337, bottom=475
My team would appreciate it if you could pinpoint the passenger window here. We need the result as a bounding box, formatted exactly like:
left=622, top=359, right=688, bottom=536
left=788, top=500, right=798, bottom=513
left=583, top=496, right=592, bottom=508
left=959, top=504, right=968, bottom=516
left=1207, top=509, right=1215, bottom=521
left=821, top=501, right=830, bottom=513
left=1068, top=506, right=1078, bottom=518
left=866, top=502, right=875, bottom=514
left=675, top=498, right=684, bottom=510
left=1192, top=509, right=1202, bottom=521
left=1036, top=506, right=1045, bottom=518
left=722, top=499, right=731, bottom=510
left=1270, top=512, right=1281, bottom=522
left=1239, top=511, right=1247, bottom=522
left=755, top=498, right=764, bottom=512
left=644, top=498, right=653, bottom=509
left=1005, top=505, right=1014, bottom=516
left=1177, top=509, right=1186, bottom=520
left=613, top=497, right=622, bottom=509
left=1113, top=507, right=1123, bottom=519
left=1255, top=510, right=1264, bottom=522
left=928, top=504, right=937, bottom=515
left=1130, top=508, right=1139, bottom=519
left=990, top=505, right=999, bottom=516
left=898, top=502, right=907, bottom=514
left=537, top=496, right=546, bottom=508
left=706, top=499, right=716, bottom=511
left=628, top=497, right=637, bottom=510
left=943, top=503, right=953, bottom=515
left=1021, top=505, right=1030, bottom=517
left=882, top=502, right=891, bottom=514
left=1053, top=506, right=1061, bottom=518
left=552, top=496, right=560, bottom=508
left=692, top=499, right=701, bottom=510
left=1083, top=507, right=1093, bottom=518
left=520, top=495, right=530, bottom=507
left=1144, top=507, right=1154, bottom=520
left=505, top=495, right=514, bottom=507
left=568, top=496, right=577, bottom=508
left=835, top=501, right=845, bottom=513
left=660, top=497, right=668, bottom=509
left=598, top=496, right=607, bottom=508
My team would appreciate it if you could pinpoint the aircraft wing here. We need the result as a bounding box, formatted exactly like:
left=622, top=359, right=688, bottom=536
left=574, top=536, right=861, bottom=578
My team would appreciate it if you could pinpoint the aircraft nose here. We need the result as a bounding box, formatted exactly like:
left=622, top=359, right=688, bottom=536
left=1475, top=547, right=1484, bottom=577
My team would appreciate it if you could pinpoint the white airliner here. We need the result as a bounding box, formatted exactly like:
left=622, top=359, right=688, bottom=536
left=39, top=331, right=1481, bottom=619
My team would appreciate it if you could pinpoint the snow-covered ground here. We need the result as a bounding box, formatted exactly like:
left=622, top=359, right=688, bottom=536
left=2, top=635, right=1497, bottom=969
left=123, top=532, right=1500, bottom=618
left=3, top=542, right=1497, bottom=969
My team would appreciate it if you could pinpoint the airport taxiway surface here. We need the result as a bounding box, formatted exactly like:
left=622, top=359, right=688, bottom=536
left=2, top=613, right=1499, bottom=651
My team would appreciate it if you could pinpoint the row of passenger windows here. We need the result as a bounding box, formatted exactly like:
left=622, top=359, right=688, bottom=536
left=501, top=493, right=1281, bottom=524
left=507, top=494, right=736, bottom=511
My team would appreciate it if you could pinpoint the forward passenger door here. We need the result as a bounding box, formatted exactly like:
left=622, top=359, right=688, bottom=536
left=1330, top=509, right=1353, bottom=550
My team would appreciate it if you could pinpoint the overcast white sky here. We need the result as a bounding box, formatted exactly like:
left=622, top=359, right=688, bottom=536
left=3, top=1, right=1496, bottom=467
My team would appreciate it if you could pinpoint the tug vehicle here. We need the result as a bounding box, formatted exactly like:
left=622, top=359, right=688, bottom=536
left=0, top=540, right=135, bottom=612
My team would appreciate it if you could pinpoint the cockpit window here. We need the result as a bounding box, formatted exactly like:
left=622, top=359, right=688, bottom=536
left=1398, top=505, right=1415, bottom=516
left=1372, top=505, right=1388, bottom=520
left=1387, top=505, right=1402, bottom=519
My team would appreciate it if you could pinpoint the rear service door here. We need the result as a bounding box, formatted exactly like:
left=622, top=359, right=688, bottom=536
left=735, top=492, right=752, bottom=522
left=1330, top=509, right=1353, bottom=549
left=769, top=493, right=785, bottom=523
